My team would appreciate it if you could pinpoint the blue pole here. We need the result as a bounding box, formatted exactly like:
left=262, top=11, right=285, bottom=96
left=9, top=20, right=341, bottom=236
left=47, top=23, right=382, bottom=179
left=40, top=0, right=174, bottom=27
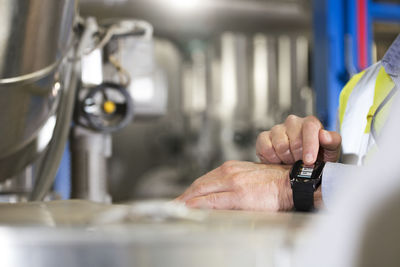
left=54, top=143, right=71, bottom=200
left=313, top=0, right=347, bottom=130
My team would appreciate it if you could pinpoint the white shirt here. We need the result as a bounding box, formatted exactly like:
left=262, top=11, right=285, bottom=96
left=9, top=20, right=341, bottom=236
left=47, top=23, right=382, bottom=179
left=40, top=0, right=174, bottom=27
left=321, top=34, right=400, bottom=208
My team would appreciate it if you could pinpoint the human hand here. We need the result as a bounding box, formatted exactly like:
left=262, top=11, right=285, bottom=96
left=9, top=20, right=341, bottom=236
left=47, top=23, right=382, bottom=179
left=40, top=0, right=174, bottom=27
left=256, top=115, right=341, bottom=165
left=175, top=161, right=293, bottom=212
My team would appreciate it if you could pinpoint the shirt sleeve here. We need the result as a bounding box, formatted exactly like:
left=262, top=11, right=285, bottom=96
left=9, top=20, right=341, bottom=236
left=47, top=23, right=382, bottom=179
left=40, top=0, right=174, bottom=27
left=321, top=162, right=360, bottom=209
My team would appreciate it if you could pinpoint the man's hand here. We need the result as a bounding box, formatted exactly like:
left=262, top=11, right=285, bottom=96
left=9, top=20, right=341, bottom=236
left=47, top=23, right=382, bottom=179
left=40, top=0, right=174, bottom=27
left=256, top=115, right=342, bottom=165
left=175, top=161, right=293, bottom=212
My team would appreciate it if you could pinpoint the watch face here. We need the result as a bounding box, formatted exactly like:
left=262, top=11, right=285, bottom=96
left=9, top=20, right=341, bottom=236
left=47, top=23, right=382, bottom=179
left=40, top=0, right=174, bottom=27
left=296, top=163, right=314, bottom=179
left=290, top=160, right=325, bottom=181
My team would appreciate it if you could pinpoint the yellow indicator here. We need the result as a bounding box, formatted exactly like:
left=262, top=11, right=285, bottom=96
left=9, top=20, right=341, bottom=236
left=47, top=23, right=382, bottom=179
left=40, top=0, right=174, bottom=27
left=103, top=101, right=116, bottom=114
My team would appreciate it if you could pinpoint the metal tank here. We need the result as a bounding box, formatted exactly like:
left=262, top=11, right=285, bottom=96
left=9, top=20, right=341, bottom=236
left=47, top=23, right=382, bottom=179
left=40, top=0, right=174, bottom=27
left=0, top=0, right=76, bottom=199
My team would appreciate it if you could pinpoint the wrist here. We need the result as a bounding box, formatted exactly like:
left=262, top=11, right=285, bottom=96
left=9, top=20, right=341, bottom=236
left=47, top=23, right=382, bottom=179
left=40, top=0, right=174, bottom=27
left=279, top=169, right=294, bottom=211
left=289, top=160, right=325, bottom=212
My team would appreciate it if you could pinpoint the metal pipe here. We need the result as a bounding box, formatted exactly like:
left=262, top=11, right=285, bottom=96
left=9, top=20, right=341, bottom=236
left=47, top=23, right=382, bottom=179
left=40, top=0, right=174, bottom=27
left=79, top=0, right=311, bottom=37
left=70, top=128, right=112, bottom=203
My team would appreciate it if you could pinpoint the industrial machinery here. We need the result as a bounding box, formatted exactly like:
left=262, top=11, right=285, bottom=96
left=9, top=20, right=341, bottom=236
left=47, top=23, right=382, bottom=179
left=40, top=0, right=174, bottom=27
left=79, top=0, right=314, bottom=201
left=0, top=1, right=319, bottom=267
left=0, top=0, right=77, bottom=201
left=71, top=18, right=166, bottom=203
left=0, top=0, right=166, bottom=203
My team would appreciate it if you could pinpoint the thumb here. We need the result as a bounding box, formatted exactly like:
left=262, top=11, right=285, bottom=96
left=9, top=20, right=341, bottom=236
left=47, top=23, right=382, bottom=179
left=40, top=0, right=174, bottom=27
left=319, top=130, right=341, bottom=162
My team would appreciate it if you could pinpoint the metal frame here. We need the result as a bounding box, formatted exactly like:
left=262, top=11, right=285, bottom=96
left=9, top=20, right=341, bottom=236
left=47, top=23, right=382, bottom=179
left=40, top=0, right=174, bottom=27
left=313, top=0, right=400, bottom=130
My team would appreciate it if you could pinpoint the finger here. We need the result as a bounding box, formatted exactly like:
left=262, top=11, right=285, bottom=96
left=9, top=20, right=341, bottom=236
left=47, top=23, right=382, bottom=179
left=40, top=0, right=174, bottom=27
left=302, top=116, right=323, bottom=165
left=256, top=131, right=281, bottom=164
left=319, top=130, right=342, bottom=162
left=270, top=125, right=295, bottom=164
left=285, top=115, right=304, bottom=161
left=186, top=192, right=239, bottom=210
left=175, top=170, right=221, bottom=202
left=175, top=161, right=268, bottom=201
left=319, top=130, right=342, bottom=150
left=176, top=178, right=214, bottom=202
left=177, top=161, right=259, bottom=202
left=178, top=179, right=233, bottom=203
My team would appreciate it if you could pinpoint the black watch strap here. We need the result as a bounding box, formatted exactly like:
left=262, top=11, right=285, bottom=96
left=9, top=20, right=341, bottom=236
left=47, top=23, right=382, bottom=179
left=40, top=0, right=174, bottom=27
left=292, top=182, right=315, bottom=212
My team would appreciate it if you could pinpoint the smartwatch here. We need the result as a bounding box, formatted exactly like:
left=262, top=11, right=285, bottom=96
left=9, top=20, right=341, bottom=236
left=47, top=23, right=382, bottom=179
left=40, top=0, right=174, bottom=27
left=290, top=160, right=325, bottom=212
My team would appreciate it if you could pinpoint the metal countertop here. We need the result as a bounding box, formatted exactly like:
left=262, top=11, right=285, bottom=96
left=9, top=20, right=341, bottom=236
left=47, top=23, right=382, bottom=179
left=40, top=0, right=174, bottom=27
left=0, top=200, right=316, bottom=267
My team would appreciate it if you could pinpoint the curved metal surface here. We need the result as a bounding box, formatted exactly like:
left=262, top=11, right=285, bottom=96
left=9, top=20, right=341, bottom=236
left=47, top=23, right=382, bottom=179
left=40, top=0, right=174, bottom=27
left=0, top=0, right=75, bottom=79
left=0, top=0, right=76, bottom=181
left=0, top=71, right=60, bottom=180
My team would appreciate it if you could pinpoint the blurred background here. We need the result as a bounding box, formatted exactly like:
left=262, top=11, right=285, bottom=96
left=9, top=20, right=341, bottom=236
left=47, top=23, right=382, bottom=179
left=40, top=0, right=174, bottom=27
left=77, top=0, right=400, bottom=202
left=1, top=2, right=400, bottom=266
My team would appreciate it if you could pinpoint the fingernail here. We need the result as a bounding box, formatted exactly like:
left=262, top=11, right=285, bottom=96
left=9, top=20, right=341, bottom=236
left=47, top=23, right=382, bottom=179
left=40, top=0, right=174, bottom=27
left=304, top=153, right=313, bottom=164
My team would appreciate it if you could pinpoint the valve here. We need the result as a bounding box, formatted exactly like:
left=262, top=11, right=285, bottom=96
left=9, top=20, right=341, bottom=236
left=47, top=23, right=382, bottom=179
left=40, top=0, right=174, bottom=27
left=80, top=82, right=134, bottom=133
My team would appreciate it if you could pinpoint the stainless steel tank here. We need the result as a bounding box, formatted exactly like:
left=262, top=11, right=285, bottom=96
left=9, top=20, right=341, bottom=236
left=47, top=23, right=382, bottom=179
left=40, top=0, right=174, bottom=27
left=0, top=0, right=76, bottom=181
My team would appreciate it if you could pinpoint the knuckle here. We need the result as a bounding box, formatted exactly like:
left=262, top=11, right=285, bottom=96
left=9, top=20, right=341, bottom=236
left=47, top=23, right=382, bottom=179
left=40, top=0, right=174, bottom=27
left=263, top=146, right=279, bottom=161
left=257, top=144, right=273, bottom=157
left=256, top=132, right=270, bottom=150
left=265, top=153, right=281, bottom=164
left=305, top=115, right=318, bottom=122
left=257, top=131, right=270, bottom=140
left=220, top=160, right=239, bottom=174
left=264, top=146, right=275, bottom=155
left=192, top=178, right=202, bottom=187
left=230, top=174, right=243, bottom=187
left=259, top=144, right=281, bottom=163
left=193, top=183, right=206, bottom=194
left=285, top=114, right=299, bottom=125
left=274, top=141, right=289, bottom=154
left=305, top=115, right=321, bottom=127
left=303, top=122, right=320, bottom=133
left=270, top=124, right=283, bottom=134
left=290, top=139, right=303, bottom=151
